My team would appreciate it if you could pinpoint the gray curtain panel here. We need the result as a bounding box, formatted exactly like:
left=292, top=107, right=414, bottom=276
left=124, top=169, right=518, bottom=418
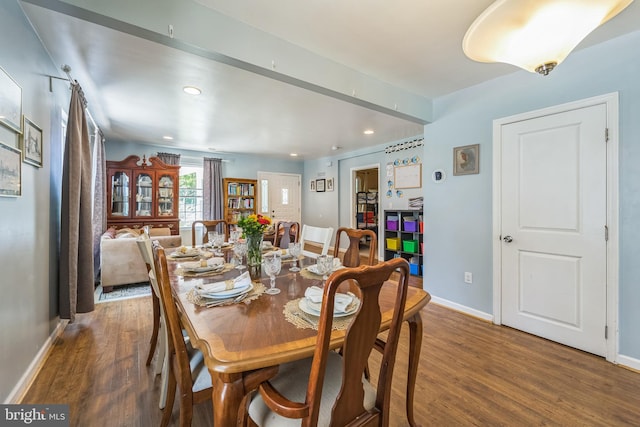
left=157, top=152, right=180, bottom=165
left=203, top=157, right=223, bottom=220
left=59, top=83, right=95, bottom=321
left=91, top=131, right=106, bottom=280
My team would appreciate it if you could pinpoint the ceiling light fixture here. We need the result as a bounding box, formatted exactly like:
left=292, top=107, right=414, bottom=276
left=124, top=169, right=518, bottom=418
left=463, top=0, right=634, bottom=75
left=290, top=153, right=298, bottom=157
left=162, top=135, right=174, bottom=140
left=331, top=145, right=340, bottom=151
left=363, top=130, right=374, bottom=135
left=183, top=86, right=202, bottom=95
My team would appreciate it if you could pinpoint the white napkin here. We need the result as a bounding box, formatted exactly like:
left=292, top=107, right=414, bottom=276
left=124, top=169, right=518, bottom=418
left=304, top=286, right=354, bottom=313
left=196, top=271, right=251, bottom=294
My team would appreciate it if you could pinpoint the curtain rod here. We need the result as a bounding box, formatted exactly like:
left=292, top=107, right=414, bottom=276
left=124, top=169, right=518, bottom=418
left=46, top=65, right=103, bottom=140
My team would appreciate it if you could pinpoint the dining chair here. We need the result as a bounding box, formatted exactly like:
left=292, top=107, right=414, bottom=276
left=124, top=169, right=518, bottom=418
left=333, top=227, right=377, bottom=267
left=152, top=241, right=214, bottom=427
left=298, top=224, right=334, bottom=259
left=245, top=257, right=411, bottom=427
left=191, top=219, right=229, bottom=247
left=135, top=232, right=169, bottom=409
left=274, top=221, right=300, bottom=249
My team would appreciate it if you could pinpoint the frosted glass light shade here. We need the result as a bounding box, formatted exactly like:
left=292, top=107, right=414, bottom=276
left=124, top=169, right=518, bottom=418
left=463, top=0, right=634, bottom=75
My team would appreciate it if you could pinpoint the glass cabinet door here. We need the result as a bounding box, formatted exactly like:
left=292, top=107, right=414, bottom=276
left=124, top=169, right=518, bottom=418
left=136, top=172, right=153, bottom=217
left=157, top=174, right=174, bottom=216
left=111, top=171, right=130, bottom=217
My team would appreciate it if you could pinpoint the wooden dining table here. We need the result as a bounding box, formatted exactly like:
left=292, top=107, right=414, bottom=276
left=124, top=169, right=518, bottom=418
left=167, top=247, right=431, bottom=426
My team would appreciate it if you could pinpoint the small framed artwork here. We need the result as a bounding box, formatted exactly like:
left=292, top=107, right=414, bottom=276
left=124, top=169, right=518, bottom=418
left=0, top=141, right=22, bottom=197
left=326, top=177, right=334, bottom=191
left=21, top=116, right=43, bottom=167
left=315, top=178, right=326, bottom=192
left=0, top=67, right=22, bottom=134
left=453, top=144, right=479, bottom=176
left=309, top=179, right=316, bottom=192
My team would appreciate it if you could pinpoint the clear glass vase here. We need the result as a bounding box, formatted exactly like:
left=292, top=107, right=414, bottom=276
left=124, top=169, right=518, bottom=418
left=246, top=232, right=263, bottom=267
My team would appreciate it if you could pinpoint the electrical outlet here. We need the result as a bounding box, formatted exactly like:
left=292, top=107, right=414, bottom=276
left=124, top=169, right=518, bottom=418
left=464, top=272, right=472, bottom=284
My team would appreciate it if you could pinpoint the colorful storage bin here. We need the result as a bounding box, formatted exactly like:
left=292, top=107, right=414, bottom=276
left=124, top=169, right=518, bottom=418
left=409, top=263, right=421, bottom=276
left=386, top=237, right=401, bottom=250
left=402, top=239, right=419, bottom=253
left=386, top=216, right=399, bottom=230
left=403, top=219, right=417, bottom=232
left=419, top=221, right=424, bottom=233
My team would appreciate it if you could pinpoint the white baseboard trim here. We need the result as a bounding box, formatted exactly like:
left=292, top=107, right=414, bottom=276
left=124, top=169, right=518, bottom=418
left=616, top=354, right=640, bottom=372
left=4, top=319, right=68, bottom=404
left=429, top=295, right=494, bottom=322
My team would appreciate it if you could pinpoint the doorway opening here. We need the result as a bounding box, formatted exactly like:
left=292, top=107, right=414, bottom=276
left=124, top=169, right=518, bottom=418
left=351, top=166, right=380, bottom=259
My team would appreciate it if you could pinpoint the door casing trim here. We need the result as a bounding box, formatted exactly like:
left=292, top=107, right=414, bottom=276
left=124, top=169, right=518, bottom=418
left=492, top=92, right=619, bottom=363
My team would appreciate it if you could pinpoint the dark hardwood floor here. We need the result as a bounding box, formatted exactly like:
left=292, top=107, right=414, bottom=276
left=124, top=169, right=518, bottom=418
left=22, top=291, right=640, bottom=426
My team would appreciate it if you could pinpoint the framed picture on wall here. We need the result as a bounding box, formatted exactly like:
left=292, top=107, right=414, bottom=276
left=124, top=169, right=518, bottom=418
left=326, top=177, right=334, bottom=191
left=310, top=179, right=316, bottom=192
left=0, top=141, right=22, bottom=197
left=21, top=116, right=43, bottom=167
left=315, top=178, right=326, bottom=192
left=0, top=67, right=22, bottom=134
left=453, top=144, right=479, bottom=175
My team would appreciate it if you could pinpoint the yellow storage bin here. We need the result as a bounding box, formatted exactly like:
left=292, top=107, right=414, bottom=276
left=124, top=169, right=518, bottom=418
left=386, top=237, right=401, bottom=250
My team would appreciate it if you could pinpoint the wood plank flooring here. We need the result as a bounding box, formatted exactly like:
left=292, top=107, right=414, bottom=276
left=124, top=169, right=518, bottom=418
left=22, top=292, right=640, bottom=426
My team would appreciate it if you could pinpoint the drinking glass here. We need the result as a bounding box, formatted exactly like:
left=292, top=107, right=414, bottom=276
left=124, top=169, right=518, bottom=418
left=263, top=252, right=282, bottom=295
left=230, top=229, right=241, bottom=244
left=211, top=231, right=225, bottom=256
left=233, top=240, right=248, bottom=270
left=315, top=255, right=333, bottom=286
left=288, top=242, right=301, bottom=272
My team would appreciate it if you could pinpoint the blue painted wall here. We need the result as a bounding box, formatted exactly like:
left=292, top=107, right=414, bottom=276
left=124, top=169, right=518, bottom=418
left=423, top=30, right=640, bottom=360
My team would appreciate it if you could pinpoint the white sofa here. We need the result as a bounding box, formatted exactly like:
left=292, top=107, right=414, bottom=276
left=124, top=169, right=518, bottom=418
left=100, top=228, right=182, bottom=291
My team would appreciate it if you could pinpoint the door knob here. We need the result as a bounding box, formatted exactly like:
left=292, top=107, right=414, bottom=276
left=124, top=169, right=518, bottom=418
left=503, top=235, right=513, bottom=243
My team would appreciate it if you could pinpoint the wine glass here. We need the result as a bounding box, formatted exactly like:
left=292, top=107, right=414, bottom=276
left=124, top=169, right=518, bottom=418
left=263, top=252, right=282, bottom=295
left=288, top=242, right=301, bottom=272
left=211, top=231, right=225, bottom=256
left=315, top=255, right=333, bottom=286
left=230, top=229, right=241, bottom=244
left=233, top=240, right=248, bottom=270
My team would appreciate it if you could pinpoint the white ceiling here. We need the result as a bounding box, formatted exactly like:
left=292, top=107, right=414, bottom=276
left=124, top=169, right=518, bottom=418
left=19, top=0, right=640, bottom=160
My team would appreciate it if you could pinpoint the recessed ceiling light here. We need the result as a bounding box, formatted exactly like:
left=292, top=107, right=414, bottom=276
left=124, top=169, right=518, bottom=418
left=183, top=86, right=201, bottom=95
left=290, top=153, right=298, bottom=157
left=162, top=135, right=174, bottom=140
left=331, top=145, right=340, bottom=151
left=363, top=129, right=374, bottom=135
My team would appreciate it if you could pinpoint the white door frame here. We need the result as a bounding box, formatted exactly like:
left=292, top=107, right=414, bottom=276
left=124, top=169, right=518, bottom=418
left=492, top=92, right=619, bottom=363
left=350, top=163, right=381, bottom=259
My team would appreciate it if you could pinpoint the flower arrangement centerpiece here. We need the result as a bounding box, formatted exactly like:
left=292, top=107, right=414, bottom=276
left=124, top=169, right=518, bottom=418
left=237, top=214, right=272, bottom=266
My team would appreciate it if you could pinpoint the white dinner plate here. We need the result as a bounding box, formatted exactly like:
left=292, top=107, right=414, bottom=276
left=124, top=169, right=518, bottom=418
left=181, top=261, right=225, bottom=273
left=200, top=283, right=253, bottom=299
left=305, top=264, right=345, bottom=275
left=298, top=296, right=359, bottom=318
left=172, top=249, right=201, bottom=258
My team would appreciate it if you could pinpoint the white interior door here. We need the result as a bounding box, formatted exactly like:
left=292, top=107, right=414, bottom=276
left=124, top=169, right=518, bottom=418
left=257, top=172, right=301, bottom=224
left=500, top=103, right=607, bottom=356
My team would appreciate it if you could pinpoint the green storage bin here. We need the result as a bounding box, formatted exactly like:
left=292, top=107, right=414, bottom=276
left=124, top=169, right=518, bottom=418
left=402, top=239, right=419, bottom=253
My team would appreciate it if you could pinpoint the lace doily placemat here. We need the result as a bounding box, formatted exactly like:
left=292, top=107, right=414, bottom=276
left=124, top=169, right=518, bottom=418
left=283, top=299, right=353, bottom=331
left=174, top=263, right=235, bottom=277
left=186, top=281, right=266, bottom=307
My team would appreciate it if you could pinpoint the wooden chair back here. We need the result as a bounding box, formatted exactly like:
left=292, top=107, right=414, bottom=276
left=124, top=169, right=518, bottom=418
left=333, top=227, right=377, bottom=267
left=254, top=257, right=410, bottom=426
left=152, top=241, right=212, bottom=426
left=298, top=224, right=334, bottom=258
left=191, top=219, right=229, bottom=247
left=274, top=221, right=300, bottom=249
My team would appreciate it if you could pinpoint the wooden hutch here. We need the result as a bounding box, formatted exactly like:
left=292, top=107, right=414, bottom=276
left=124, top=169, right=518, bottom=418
left=106, top=155, right=180, bottom=235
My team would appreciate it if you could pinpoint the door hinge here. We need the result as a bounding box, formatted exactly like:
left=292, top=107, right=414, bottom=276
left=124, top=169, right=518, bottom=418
left=605, top=325, right=608, bottom=339
left=605, top=225, right=609, bottom=241
left=605, top=128, right=609, bottom=142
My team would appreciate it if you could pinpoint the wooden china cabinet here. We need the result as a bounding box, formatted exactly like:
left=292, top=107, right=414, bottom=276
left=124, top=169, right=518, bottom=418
left=106, top=155, right=181, bottom=235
